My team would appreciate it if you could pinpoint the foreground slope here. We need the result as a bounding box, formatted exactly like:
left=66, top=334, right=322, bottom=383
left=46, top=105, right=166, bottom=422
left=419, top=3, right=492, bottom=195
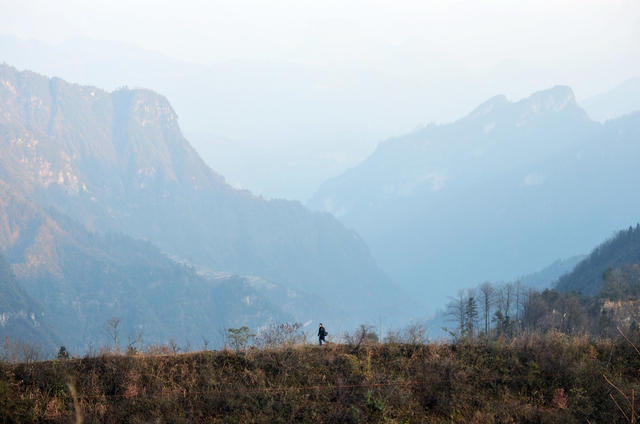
left=310, top=86, right=640, bottom=306
left=0, top=64, right=404, bottom=325
left=2, top=339, right=635, bottom=423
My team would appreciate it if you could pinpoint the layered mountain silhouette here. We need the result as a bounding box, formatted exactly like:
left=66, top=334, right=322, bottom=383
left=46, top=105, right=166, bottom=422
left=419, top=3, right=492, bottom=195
left=0, top=64, right=404, bottom=349
left=582, top=78, right=640, bottom=122
left=309, top=86, right=640, bottom=307
left=0, top=180, right=293, bottom=350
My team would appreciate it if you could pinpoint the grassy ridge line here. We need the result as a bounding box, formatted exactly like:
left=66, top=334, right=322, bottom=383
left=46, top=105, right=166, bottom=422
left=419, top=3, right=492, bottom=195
left=2, top=336, right=640, bottom=423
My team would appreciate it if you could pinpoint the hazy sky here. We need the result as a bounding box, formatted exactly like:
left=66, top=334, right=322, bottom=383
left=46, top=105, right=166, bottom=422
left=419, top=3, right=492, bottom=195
left=1, top=0, right=639, bottom=199
left=2, top=0, right=639, bottom=96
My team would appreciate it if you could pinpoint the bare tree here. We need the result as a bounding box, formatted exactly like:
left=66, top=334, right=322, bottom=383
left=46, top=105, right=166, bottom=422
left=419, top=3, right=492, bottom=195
left=405, top=322, right=428, bottom=344
left=168, top=338, right=180, bottom=354
left=216, top=324, right=229, bottom=350
left=202, top=336, right=210, bottom=351
left=256, top=322, right=304, bottom=348
left=479, top=282, right=495, bottom=336
left=126, top=330, right=144, bottom=355
left=344, top=324, right=378, bottom=350
left=446, top=290, right=468, bottom=339
left=495, top=284, right=514, bottom=322
left=104, top=317, right=121, bottom=352
left=2, top=336, right=10, bottom=362
left=514, top=280, right=523, bottom=322
left=384, top=323, right=428, bottom=344
left=20, top=342, right=42, bottom=363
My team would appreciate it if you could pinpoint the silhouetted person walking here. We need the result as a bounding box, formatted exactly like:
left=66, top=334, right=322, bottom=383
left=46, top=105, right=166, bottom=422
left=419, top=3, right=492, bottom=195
left=318, top=323, right=327, bottom=345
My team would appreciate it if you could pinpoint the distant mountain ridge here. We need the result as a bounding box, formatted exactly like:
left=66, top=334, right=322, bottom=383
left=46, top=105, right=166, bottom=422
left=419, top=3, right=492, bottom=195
left=0, top=64, right=406, bottom=345
left=309, top=86, right=640, bottom=307
left=581, top=78, right=640, bottom=122
left=520, top=255, right=585, bottom=290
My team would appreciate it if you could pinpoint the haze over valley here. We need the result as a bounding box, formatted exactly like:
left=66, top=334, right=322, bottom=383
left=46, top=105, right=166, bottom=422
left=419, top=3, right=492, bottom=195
left=0, top=0, right=638, bottom=372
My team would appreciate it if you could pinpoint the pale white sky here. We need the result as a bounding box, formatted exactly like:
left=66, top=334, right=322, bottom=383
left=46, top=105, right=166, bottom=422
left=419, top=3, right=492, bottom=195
left=2, top=0, right=639, bottom=94
left=1, top=0, right=639, bottom=199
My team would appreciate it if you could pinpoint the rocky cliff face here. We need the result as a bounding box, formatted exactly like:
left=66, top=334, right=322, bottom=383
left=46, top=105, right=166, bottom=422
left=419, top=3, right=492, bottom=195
left=0, top=65, right=224, bottom=221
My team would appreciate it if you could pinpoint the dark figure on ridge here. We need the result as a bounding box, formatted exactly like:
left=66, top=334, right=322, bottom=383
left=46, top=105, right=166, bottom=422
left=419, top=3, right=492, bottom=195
left=318, top=323, right=327, bottom=345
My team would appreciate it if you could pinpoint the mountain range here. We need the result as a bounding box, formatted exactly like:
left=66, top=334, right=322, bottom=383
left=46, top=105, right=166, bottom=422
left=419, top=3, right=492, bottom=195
left=0, top=64, right=407, bottom=350
left=2, top=59, right=639, bottom=351
left=309, top=86, right=640, bottom=307
left=3, top=35, right=638, bottom=201
left=0, top=35, right=409, bottom=200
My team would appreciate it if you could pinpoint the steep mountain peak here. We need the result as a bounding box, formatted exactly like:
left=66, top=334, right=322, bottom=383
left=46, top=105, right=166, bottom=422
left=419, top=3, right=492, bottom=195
left=520, top=85, right=577, bottom=113
left=464, top=86, right=581, bottom=124
left=0, top=63, right=229, bottom=195
left=467, top=94, right=509, bottom=119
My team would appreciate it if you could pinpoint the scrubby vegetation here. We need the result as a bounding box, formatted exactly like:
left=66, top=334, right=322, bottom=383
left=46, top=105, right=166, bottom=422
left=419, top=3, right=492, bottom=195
left=2, top=333, right=640, bottom=423
left=443, top=225, right=640, bottom=342
left=445, top=262, right=640, bottom=342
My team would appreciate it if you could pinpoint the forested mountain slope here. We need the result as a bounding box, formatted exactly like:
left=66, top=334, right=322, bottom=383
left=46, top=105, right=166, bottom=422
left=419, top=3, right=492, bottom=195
left=0, top=252, right=58, bottom=350
left=555, top=225, right=640, bottom=295
left=0, top=181, right=294, bottom=350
